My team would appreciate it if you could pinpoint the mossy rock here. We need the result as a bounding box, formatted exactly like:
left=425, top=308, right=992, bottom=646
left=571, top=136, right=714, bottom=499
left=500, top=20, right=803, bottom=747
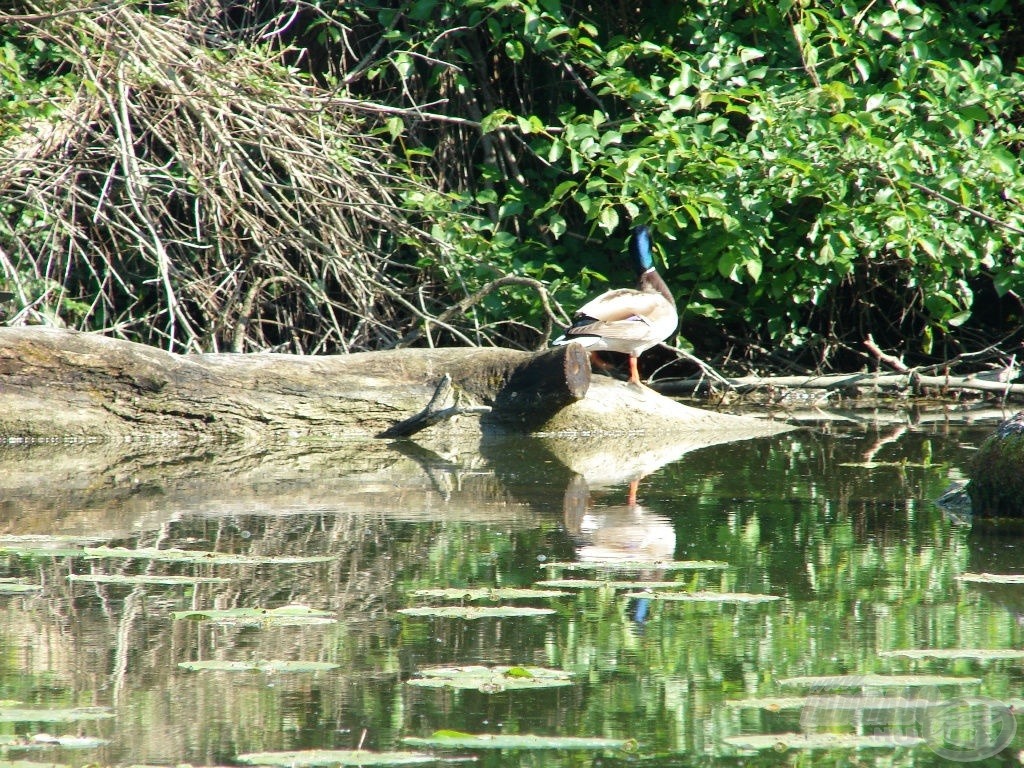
left=968, top=411, right=1024, bottom=518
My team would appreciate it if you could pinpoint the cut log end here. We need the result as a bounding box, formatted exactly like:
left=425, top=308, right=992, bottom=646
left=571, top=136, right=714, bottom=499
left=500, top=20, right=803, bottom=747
left=563, top=342, right=591, bottom=400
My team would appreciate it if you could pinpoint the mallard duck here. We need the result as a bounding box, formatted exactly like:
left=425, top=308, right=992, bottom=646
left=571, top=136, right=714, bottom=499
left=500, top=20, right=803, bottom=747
left=553, top=225, right=677, bottom=385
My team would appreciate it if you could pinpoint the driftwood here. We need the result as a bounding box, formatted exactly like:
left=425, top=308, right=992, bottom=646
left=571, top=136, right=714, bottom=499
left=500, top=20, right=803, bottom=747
left=0, top=326, right=788, bottom=444
left=656, top=371, right=1024, bottom=400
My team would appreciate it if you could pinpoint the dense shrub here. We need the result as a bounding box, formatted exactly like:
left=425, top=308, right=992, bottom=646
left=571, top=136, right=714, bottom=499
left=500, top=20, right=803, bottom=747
left=2, top=1, right=1022, bottom=372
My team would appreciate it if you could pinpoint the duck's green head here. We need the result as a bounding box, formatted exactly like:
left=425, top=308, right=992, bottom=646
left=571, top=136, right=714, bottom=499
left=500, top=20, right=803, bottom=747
left=629, top=225, right=654, bottom=275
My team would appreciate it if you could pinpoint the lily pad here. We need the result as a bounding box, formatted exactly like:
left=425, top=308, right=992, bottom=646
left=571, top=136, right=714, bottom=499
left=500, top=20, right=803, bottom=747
left=0, top=734, right=109, bottom=749
left=958, top=572, right=1024, bottom=585
left=838, top=462, right=931, bottom=469
left=0, top=581, right=42, bottom=594
left=171, top=605, right=336, bottom=626
left=236, top=749, right=438, bottom=766
left=879, top=648, right=1024, bottom=660
left=0, top=534, right=103, bottom=549
left=409, top=665, right=572, bottom=691
left=725, top=695, right=942, bottom=712
left=83, top=547, right=334, bottom=565
left=411, top=588, right=569, bottom=600
left=402, top=731, right=630, bottom=751
left=779, top=674, right=980, bottom=688
left=178, top=660, right=339, bottom=673
left=0, top=548, right=85, bottom=559
left=723, top=733, right=926, bottom=751
left=397, top=606, right=554, bottom=619
left=543, top=560, right=727, bottom=571
left=68, top=574, right=231, bottom=585
left=621, top=591, right=781, bottom=603
left=0, top=708, right=113, bottom=723
left=535, top=579, right=687, bottom=590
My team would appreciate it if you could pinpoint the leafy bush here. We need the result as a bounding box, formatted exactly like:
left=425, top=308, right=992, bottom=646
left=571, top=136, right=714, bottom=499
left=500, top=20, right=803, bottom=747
left=2, top=0, right=1022, bottom=372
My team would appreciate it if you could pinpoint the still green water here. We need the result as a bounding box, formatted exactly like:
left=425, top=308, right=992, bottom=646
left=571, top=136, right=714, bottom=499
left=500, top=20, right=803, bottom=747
left=0, top=410, right=1021, bottom=767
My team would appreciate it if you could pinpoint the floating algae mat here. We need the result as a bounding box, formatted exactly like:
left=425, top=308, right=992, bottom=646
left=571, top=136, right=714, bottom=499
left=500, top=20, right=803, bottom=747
left=543, top=560, right=728, bottom=571
left=723, top=733, right=926, bottom=751
left=179, top=660, right=339, bottom=673
left=0, top=707, right=113, bottom=723
left=725, top=695, right=942, bottom=712
left=397, top=606, right=554, bottom=619
left=879, top=648, right=1024, bottom=660
left=0, top=580, right=42, bottom=594
left=959, top=572, right=1024, bottom=584
left=402, top=731, right=631, bottom=751
left=408, top=665, right=572, bottom=691
left=0, top=734, right=109, bottom=749
left=69, top=574, right=231, bottom=585
left=621, top=590, right=781, bottom=604
left=410, top=587, right=570, bottom=600
left=779, top=674, right=981, bottom=688
left=171, top=605, right=336, bottom=626
left=236, top=749, right=439, bottom=766
left=84, top=547, right=334, bottom=565
left=535, top=579, right=688, bottom=590
left=0, top=534, right=107, bottom=557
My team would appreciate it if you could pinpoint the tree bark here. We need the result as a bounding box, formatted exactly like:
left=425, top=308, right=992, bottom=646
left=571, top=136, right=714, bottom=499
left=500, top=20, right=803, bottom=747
left=0, top=326, right=787, bottom=443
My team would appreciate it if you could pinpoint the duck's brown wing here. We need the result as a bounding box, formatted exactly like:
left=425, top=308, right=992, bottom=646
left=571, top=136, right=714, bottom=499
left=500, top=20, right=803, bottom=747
left=574, top=289, right=667, bottom=323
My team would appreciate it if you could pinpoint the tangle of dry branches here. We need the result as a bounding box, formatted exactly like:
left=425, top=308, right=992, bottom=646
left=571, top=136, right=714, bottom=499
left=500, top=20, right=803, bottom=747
left=1, top=2, right=566, bottom=353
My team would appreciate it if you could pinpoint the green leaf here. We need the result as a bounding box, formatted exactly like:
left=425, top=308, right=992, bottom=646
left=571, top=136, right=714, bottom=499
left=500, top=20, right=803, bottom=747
left=504, top=39, right=525, bottom=61
left=597, top=206, right=619, bottom=234
left=480, top=109, right=513, bottom=133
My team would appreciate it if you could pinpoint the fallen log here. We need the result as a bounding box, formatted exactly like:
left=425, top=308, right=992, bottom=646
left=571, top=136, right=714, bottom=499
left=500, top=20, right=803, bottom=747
left=656, top=371, right=1024, bottom=399
left=0, top=326, right=787, bottom=443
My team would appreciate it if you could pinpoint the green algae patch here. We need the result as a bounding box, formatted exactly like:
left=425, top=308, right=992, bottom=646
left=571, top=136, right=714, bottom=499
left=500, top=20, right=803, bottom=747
left=725, top=695, right=943, bottom=712
left=779, top=674, right=980, bottom=688
left=535, top=579, right=687, bottom=590
left=409, top=665, right=572, bottom=692
left=0, top=547, right=85, bottom=559
left=171, top=605, right=336, bottom=626
left=879, top=648, right=1024, bottom=661
left=83, top=547, right=333, bottom=565
left=410, top=588, right=570, bottom=600
left=0, top=708, right=113, bottom=723
left=397, top=606, right=554, bottom=619
left=178, top=660, right=339, bottom=673
left=723, top=733, right=926, bottom=751
left=621, top=590, right=780, bottom=604
left=0, top=580, right=42, bottom=594
left=968, top=413, right=1024, bottom=518
left=69, top=574, right=231, bottom=585
left=543, top=560, right=727, bottom=571
left=0, top=735, right=108, bottom=749
left=402, top=731, right=631, bottom=751
left=236, top=749, right=441, bottom=766
left=959, top=572, right=1024, bottom=584
left=0, top=535, right=104, bottom=549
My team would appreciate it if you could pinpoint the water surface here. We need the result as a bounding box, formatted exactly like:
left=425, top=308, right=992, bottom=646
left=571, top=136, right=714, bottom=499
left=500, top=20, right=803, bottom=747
left=0, top=408, right=1020, bottom=767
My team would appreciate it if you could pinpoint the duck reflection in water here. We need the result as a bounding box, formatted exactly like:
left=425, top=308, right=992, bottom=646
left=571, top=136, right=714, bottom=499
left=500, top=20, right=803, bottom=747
left=562, top=473, right=675, bottom=626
